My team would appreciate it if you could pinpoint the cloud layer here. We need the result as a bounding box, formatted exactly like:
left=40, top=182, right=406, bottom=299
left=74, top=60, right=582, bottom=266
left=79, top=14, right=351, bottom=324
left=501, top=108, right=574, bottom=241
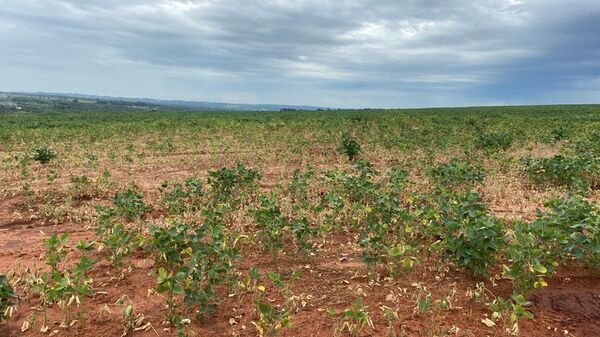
left=1, top=0, right=599, bottom=107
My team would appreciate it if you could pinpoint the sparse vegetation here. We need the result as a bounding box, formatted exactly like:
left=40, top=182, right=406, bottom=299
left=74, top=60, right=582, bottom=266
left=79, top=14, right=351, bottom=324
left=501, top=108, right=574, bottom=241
left=2, top=105, right=600, bottom=336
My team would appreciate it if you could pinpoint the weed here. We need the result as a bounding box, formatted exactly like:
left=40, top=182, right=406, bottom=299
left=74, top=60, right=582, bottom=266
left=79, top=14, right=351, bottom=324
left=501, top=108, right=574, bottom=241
left=339, top=134, right=361, bottom=161
left=208, top=164, right=261, bottom=205
left=32, top=146, right=56, bottom=164
left=114, top=189, right=149, bottom=220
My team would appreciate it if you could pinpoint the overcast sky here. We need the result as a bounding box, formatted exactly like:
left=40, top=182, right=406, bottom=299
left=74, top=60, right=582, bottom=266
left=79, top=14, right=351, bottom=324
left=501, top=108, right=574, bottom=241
left=1, top=0, right=599, bottom=108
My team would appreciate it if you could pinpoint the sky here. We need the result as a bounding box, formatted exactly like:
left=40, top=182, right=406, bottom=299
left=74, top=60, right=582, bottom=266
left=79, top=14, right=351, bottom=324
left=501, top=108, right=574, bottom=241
left=0, top=0, right=599, bottom=108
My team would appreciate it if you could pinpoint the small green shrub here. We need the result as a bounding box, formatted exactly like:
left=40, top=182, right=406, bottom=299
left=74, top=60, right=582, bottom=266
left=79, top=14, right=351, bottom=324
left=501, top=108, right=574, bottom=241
left=338, top=134, right=361, bottom=162
left=148, top=219, right=238, bottom=328
left=101, top=223, right=139, bottom=267
left=387, top=168, right=409, bottom=193
left=342, top=160, right=381, bottom=203
left=288, top=168, right=314, bottom=206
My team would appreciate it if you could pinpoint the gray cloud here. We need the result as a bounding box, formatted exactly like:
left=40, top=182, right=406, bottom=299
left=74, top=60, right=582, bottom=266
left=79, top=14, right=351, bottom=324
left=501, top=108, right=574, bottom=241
left=0, top=0, right=599, bottom=107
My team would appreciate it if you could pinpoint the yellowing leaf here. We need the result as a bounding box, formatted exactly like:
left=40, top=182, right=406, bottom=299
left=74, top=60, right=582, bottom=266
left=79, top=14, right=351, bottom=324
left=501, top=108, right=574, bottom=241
left=534, top=278, right=548, bottom=288
left=481, top=318, right=496, bottom=327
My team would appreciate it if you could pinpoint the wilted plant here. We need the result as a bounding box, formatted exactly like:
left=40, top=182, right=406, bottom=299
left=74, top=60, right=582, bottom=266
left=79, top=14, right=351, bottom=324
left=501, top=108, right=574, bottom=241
left=380, top=306, right=399, bottom=337
left=412, top=283, right=432, bottom=315
left=33, top=234, right=96, bottom=331
left=487, top=294, right=533, bottom=336
left=70, top=175, right=95, bottom=199
left=116, top=297, right=151, bottom=337
left=253, top=300, right=292, bottom=337
left=328, top=298, right=374, bottom=337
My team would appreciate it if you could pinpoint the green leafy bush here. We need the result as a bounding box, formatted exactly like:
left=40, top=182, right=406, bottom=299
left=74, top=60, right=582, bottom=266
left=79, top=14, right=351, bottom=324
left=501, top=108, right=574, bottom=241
left=573, top=131, right=600, bottom=156
left=342, top=160, right=381, bottom=203
left=440, top=192, right=504, bottom=277
left=253, top=193, right=288, bottom=252
left=429, top=159, right=485, bottom=188
left=387, top=168, right=409, bottom=193
left=475, top=131, right=513, bottom=151
left=70, top=175, right=95, bottom=199
left=113, top=189, right=149, bottom=220
left=523, top=155, right=599, bottom=190
left=550, top=127, right=568, bottom=142
left=288, top=168, right=314, bottom=206
left=159, top=177, right=204, bottom=214
left=502, top=221, right=557, bottom=293
left=32, top=146, right=56, bottom=164
left=290, top=217, right=317, bottom=251
left=208, top=164, right=260, bottom=204
left=534, top=196, right=600, bottom=268
left=148, top=219, right=238, bottom=328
